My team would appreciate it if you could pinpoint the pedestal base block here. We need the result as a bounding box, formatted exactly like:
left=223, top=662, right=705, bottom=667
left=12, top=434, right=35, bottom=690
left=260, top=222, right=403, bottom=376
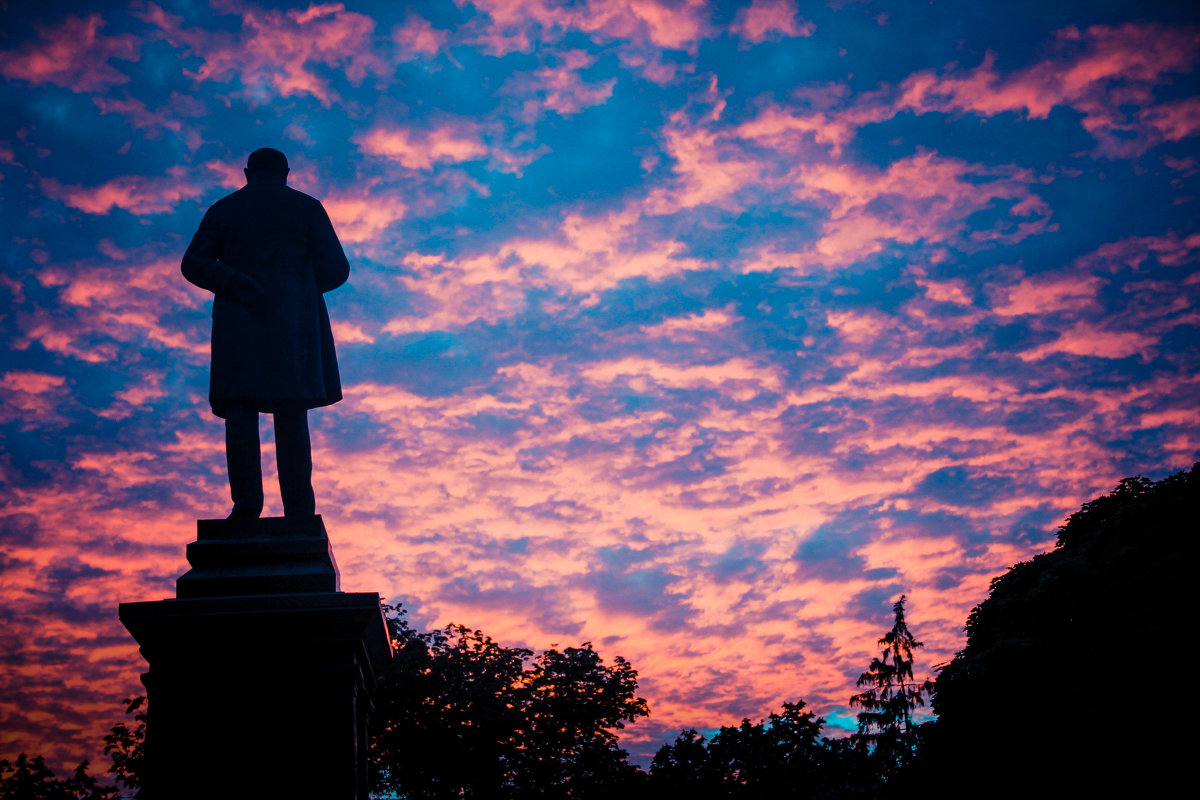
left=119, top=517, right=390, bottom=800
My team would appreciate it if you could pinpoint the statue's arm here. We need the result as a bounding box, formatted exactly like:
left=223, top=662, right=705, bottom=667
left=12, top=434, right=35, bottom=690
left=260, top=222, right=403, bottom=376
left=181, top=207, right=242, bottom=295
left=312, top=202, right=350, bottom=293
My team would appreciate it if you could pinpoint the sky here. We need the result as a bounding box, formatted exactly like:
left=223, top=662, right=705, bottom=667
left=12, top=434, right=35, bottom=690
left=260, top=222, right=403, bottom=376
left=1, top=0, right=1198, bottom=772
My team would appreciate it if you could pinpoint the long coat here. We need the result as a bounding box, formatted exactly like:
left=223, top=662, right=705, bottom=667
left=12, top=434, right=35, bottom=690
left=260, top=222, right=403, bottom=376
left=182, top=181, right=350, bottom=418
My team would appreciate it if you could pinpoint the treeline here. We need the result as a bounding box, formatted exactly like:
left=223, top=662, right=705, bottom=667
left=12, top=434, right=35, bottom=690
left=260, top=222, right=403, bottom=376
left=3, top=463, right=1192, bottom=798
left=368, top=592, right=927, bottom=799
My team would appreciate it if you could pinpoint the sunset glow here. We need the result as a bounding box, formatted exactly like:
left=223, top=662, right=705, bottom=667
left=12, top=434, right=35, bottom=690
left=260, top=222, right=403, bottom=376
left=2, top=0, right=1198, bottom=770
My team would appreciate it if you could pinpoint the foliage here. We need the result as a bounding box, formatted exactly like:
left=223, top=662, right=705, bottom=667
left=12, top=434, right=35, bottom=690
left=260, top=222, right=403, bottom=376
left=370, top=604, right=649, bottom=798
left=0, top=695, right=146, bottom=800
left=705, top=703, right=837, bottom=796
left=102, top=697, right=145, bottom=796
left=0, top=754, right=119, bottom=800
left=848, top=595, right=932, bottom=780
left=649, top=701, right=871, bottom=799
left=928, top=463, right=1196, bottom=795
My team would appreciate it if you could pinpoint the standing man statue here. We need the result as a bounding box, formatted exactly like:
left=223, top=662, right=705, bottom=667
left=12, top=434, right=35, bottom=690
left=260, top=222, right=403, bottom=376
left=182, top=148, right=349, bottom=518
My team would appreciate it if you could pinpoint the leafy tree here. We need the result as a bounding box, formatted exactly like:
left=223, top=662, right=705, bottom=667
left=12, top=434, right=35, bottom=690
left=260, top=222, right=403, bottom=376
left=648, top=701, right=854, bottom=799
left=370, top=609, right=529, bottom=797
left=927, top=463, right=1196, bottom=797
left=370, top=604, right=649, bottom=798
left=648, top=729, right=712, bottom=794
left=0, top=754, right=118, bottom=800
left=513, top=643, right=648, bottom=797
left=848, top=595, right=932, bottom=783
left=102, top=697, right=145, bottom=796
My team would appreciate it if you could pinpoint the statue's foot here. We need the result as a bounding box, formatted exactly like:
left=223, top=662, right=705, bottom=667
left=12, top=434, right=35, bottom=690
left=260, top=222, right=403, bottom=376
left=282, top=506, right=316, bottom=518
left=227, top=505, right=262, bottom=519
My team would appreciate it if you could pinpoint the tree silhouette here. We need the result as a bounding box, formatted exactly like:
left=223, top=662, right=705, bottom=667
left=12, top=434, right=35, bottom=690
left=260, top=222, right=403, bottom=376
left=648, top=729, right=712, bottom=794
left=102, top=696, right=145, bottom=797
left=648, top=701, right=857, bottom=798
left=370, top=604, right=648, bottom=798
left=849, top=595, right=932, bottom=782
left=927, top=463, right=1196, bottom=797
left=0, top=754, right=118, bottom=800
left=513, top=643, right=648, bottom=796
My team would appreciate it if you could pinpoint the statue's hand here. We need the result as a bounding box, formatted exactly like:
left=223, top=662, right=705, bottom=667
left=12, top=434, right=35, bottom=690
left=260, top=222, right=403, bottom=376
left=229, top=272, right=265, bottom=307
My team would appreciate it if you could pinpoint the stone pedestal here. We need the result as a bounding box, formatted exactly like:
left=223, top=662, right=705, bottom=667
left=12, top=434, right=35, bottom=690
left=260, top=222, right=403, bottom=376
left=119, top=516, right=390, bottom=800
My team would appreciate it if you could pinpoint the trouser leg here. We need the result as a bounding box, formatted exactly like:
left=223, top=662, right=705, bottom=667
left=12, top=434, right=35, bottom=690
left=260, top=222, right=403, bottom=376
left=274, top=407, right=315, bottom=517
left=225, top=405, right=263, bottom=518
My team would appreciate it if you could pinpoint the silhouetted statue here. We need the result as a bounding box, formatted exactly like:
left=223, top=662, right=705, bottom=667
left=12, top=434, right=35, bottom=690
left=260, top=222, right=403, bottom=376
left=182, top=148, right=349, bottom=518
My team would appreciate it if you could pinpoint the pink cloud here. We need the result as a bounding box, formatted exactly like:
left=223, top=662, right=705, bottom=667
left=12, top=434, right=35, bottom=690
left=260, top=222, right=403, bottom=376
left=732, top=0, right=814, bottom=44
left=504, top=50, right=617, bottom=120
left=41, top=168, right=205, bottom=215
left=203, top=158, right=245, bottom=190
left=90, top=93, right=205, bottom=151
left=0, top=13, right=138, bottom=92
left=329, top=321, right=375, bottom=345
left=1020, top=323, right=1158, bottom=361
left=13, top=248, right=206, bottom=368
left=1076, top=231, right=1200, bottom=271
left=358, top=124, right=489, bottom=170
left=463, top=0, right=710, bottom=67
left=732, top=21, right=1199, bottom=162
left=648, top=96, right=1052, bottom=268
left=92, top=96, right=181, bottom=134
left=582, top=0, right=710, bottom=51
left=640, top=309, right=737, bottom=341
left=992, top=274, right=1102, bottom=316
left=392, top=13, right=446, bottom=57
left=322, top=187, right=407, bottom=243
left=1137, top=96, right=1200, bottom=145
left=139, top=0, right=387, bottom=106
left=786, top=152, right=1052, bottom=268
left=897, top=23, right=1200, bottom=156
left=735, top=102, right=887, bottom=157
left=647, top=110, right=764, bottom=211
left=0, top=371, right=70, bottom=429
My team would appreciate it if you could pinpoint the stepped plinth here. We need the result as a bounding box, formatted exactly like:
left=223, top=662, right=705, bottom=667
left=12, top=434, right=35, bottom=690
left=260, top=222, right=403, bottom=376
left=119, top=515, right=391, bottom=800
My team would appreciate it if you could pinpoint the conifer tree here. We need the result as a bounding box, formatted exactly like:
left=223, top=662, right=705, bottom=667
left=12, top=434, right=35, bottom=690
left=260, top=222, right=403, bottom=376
left=849, top=595, right=932, bottom=775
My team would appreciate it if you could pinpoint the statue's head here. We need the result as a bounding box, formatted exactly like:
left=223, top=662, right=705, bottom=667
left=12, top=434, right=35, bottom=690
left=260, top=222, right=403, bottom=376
left=244, top=148, right=290, bottom=184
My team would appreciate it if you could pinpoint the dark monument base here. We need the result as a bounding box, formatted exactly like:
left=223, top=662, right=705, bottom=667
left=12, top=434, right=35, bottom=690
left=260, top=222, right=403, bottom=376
left=119, top=516, right=390, bottom=800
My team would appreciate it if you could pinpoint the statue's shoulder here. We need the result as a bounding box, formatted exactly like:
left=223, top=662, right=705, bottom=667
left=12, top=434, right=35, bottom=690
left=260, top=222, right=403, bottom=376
left=283, top=185, right=324, bottom=209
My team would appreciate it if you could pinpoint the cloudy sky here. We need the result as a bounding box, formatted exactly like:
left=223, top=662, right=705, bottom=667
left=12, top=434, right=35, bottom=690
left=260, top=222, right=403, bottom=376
left=2, top=0, right=1198, bottom=770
